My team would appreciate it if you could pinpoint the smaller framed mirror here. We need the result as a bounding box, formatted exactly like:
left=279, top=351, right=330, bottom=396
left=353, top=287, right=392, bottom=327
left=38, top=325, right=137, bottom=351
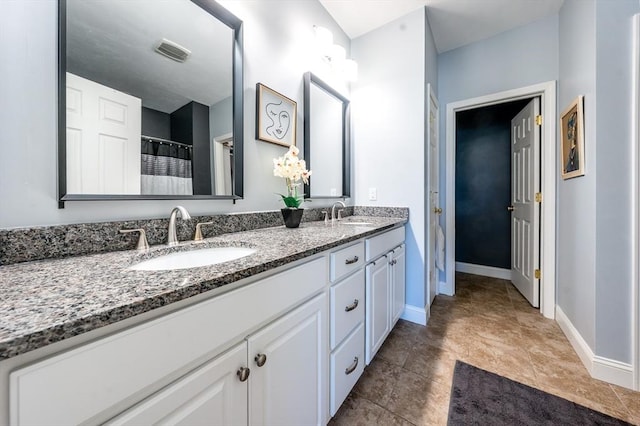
left=303, top=72, right=350, bottom=199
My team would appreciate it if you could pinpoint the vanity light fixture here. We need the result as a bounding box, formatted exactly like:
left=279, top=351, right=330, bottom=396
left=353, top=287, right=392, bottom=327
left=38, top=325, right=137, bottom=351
left=155, top=38, right=191, bottom=63
left=314, top=25, right=358, bottom=82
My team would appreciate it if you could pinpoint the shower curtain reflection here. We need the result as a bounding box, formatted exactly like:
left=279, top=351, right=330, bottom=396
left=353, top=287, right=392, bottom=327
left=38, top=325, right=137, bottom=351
left=141, top=137, right=193, bottom=195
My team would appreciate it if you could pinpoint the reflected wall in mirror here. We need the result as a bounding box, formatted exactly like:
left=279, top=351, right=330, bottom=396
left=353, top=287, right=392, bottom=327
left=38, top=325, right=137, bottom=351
left=58, top=0, right=243, bottom=204
left=303, top=72, right=350, bottom=199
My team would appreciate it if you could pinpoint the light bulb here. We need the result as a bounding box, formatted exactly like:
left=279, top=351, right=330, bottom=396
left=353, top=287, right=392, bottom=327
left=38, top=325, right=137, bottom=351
left=344, top=59, right=358, bottom=82
left=314, top=26, right=333, bottom=59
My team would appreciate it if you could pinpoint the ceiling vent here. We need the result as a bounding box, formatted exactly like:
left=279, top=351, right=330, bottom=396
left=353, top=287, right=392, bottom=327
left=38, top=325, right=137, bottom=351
left=155, top=38, right=191, bottom=63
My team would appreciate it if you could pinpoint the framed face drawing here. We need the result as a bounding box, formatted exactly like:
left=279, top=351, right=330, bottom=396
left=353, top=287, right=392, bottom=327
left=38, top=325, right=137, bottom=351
left=256, top=83, right=297, bottom=147
left=560, top=95, right=585, bottom=180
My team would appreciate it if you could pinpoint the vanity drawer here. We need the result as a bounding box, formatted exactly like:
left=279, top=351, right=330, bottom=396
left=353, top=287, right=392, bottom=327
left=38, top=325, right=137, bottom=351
left=365, top=227, right=405, bottom=261
left=10, top=257, right=326, bottom=426
left=330, top=242, right=365, bottom=282
left=330, top=269, right=365, bottom=349
left=330, top=323, right=365, bottom=416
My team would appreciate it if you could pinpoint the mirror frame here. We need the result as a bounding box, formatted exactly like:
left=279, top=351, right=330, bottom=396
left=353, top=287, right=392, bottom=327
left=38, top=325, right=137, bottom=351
left=57, top=0, right=244, bottom=207
left=303, top=72, right=351, bottom=199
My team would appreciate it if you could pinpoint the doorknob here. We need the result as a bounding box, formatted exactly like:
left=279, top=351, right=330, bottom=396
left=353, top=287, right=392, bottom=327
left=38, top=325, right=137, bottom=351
left=507, top=206, right=515, bottom=212
left=434, top=207, right=442, bottom=214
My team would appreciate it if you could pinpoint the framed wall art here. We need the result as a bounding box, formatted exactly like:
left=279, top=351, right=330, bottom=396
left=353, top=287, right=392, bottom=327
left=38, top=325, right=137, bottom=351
left=256, top=83, right=297, bottom=147
left=560, top=95, right=585, bottom=179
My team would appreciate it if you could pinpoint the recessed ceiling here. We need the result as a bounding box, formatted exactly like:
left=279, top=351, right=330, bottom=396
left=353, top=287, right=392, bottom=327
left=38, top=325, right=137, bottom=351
left=318, top=0, right=564, bottom=53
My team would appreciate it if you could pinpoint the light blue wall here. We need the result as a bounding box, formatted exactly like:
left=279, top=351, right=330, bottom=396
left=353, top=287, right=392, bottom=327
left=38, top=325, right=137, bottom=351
left=557, top=0, right=597, bottom=351
left=437, top=15, right=559, bottom=104
left=351, top=8, right=437, bottom=310
left=558, top=0, right=639, bottom=366
left=0, top=0, right=350, bottom=228
left=593, top=0, right=639, bottom=363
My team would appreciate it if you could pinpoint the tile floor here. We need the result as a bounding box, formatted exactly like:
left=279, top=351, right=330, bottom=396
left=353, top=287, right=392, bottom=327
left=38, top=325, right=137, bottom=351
left=330, top=272, right=640, bottom=425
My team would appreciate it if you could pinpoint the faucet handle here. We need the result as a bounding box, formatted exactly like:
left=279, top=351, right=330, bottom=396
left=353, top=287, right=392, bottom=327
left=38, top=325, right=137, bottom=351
left=119, top=228, right=149, bottom=251
left=321, top=211, right=329, bottom=225
left=194, top=221, right=214, bottom=241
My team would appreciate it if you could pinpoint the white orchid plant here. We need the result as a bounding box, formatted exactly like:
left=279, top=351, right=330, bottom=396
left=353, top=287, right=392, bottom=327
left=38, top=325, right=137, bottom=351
left=273, top=145, right=312, bottom=208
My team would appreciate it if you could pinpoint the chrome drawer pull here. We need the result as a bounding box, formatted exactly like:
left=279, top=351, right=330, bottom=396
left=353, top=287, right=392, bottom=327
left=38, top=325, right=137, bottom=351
left=345, top=256, right=359, bottom=265
left=344, top=299, right=359, bottom=312
left=345, top=357, right=359, bottom=375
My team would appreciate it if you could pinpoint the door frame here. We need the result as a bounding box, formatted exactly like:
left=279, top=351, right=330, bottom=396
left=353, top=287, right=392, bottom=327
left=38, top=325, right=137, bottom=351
left=426, top=83, right=439, bottom=306
left=443, top=81, right=557, bottom=319
left=632, top=13, right=639, bottom=391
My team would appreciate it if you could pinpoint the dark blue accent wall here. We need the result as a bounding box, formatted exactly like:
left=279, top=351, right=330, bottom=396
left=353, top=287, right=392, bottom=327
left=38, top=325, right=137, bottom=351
left=455, top=99, right=530, bottom=269
left=142, top=107, right=171, bottom=139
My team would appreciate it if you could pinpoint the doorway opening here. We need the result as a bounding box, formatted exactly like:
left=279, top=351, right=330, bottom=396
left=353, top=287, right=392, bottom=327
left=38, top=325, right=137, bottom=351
left=443, top=82, right=557, bottom=319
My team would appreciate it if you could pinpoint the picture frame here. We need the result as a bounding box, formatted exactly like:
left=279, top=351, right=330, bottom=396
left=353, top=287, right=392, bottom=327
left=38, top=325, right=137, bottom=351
left=256, top=83, right=297, bottom=147
left=560, top=95, right=585, bottom=179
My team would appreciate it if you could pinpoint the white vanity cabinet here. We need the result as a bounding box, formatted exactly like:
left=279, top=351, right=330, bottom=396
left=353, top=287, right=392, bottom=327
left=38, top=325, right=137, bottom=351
left=328, top=242, right=366, bottom=416
left=108, top=293, right=327, bottom=426
left=364, top=227, right=406, bottom=365
left=9, top=258, right=328, bottom=426
left=247, top=293, right=326, bottom=426
left=106, top=342, right=248, bottom=425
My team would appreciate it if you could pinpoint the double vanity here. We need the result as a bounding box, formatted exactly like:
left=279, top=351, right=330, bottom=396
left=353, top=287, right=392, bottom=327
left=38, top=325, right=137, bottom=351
left=0, top=213, right=406, bottom=425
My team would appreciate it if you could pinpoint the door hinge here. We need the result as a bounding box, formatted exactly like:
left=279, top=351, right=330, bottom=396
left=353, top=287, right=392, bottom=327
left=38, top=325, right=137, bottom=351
left=534, top=269, right=541, bottom=279
left=535, top=115, right=542, bottom=126
left=535, top=192, right=542, bottom=203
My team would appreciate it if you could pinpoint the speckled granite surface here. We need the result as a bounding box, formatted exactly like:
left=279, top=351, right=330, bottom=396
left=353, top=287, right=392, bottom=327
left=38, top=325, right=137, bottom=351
left=0, top=206, right=407, bottom=266
left=0, top=215, right=406, bottom=360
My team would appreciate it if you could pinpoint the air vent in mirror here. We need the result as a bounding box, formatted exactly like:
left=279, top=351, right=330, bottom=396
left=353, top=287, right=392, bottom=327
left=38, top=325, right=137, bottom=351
left=155, top=38, right=191, bottom=62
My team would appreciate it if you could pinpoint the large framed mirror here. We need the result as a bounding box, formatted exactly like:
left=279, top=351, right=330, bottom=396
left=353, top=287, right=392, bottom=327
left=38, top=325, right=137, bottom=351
left=58, top=0, right=243, bottom=207
left=303, top=72, right=351, bottom=199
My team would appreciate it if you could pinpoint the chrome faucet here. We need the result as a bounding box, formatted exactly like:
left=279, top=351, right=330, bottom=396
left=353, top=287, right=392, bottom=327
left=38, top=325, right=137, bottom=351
left=167, top=206, right=191, bottom=246
left=331, top=201, right=346, bottom=225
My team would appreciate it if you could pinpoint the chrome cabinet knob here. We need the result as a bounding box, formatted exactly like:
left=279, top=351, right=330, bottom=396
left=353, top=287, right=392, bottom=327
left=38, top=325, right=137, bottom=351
left=255, top=353, right=267, bottom=367
left=507, top=206, right=515, bottom=212
left=237, top=366, right=250, bottom=382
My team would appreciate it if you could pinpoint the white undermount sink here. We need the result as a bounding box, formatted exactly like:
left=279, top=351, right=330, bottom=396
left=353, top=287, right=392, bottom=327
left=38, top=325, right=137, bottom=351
left=130, top=247, right=256, bottom=271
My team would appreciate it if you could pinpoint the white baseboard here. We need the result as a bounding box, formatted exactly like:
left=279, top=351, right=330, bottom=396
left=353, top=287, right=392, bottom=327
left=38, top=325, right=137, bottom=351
left=455, top=262, right=511, bottom=280
left=438, top=280, right=452, bottom=296
left=400, top=304, right=428, bottom=325
left=593, top=356, right=635, bottom=390
left=556, top=306, right=634, bottom=389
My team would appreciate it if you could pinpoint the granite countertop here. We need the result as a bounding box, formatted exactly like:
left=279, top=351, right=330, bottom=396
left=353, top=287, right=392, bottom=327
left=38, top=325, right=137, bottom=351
left=0, top=216, right=406, bottom=360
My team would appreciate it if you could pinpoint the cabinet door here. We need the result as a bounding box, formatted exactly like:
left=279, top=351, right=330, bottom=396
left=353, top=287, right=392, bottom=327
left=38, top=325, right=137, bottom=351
left=107, top=342, right=248, bottom=426
left=391, top=245, right=406, bottom=326
left=248, top=293, right=327, bottom=426
left=365, top=257, right=390, bottom=365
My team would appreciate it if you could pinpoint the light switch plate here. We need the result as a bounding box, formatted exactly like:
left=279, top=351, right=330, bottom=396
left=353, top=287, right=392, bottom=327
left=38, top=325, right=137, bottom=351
left=368, top=187, right=377, bottom=201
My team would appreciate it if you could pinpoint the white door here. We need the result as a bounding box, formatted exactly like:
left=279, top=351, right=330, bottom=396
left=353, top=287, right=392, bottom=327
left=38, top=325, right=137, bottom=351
left=212, top=133, right=233, bottom=196
left=427, top=84, right=440, bottom=304
left=510, top=98, right=541, bottom=307
left=66, top=72, right=141, bottom=194
left=365, top=257, right=390, bottom=364
left=248, top=293, right=327, bottom=426
left=106, top=342, right=248, bottom=426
